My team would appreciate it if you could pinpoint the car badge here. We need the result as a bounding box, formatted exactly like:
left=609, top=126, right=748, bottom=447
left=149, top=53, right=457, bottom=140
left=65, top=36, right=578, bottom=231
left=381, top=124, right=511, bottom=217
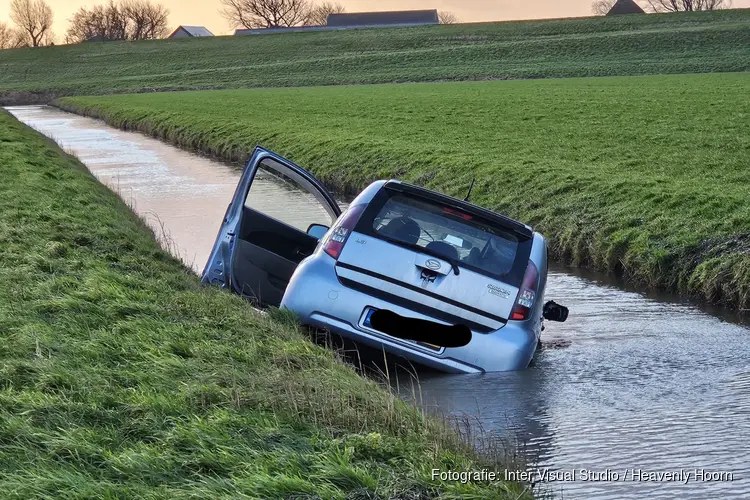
left=425, top=259, right=442, bottom=270
left=487, top=283, right=511, bottom=299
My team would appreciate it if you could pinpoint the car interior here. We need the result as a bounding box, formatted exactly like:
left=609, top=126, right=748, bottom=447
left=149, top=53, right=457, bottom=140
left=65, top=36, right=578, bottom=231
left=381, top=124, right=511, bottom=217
left=231, top=207, right=321, bottom=307
left=377, top=214, right=491, bottom=267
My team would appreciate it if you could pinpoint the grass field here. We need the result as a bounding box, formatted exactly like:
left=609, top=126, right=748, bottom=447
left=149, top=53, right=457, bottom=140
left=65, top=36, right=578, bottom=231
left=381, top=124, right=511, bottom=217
left=0, top=110, right=532, bottom=498
left=2, top=9, right=750, bottom=104
left=56, top=72, right=750, bottom=309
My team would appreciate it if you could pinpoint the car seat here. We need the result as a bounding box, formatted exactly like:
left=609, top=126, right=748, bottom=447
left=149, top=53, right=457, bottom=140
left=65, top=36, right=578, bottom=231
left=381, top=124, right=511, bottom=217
left=465, top=247, right=481, bottom=266
left=481, top=240, right=515, bottom=275
left=425, top=241, right=459, bottom=261
left=380, top=216, right=421, bottom=245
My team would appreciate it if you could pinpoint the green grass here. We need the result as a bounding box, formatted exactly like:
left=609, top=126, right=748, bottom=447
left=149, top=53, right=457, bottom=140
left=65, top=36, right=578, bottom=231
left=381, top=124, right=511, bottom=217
left=0, top=110, right=533, bottom=498
left=2, top=9, right=750, bottom=104
left=56, top=72, right=750, bottom=309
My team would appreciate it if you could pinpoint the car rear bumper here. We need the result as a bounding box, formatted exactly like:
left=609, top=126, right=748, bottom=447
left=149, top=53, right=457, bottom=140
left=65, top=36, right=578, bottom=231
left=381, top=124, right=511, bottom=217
left=280, top=255, right=540, bottom=374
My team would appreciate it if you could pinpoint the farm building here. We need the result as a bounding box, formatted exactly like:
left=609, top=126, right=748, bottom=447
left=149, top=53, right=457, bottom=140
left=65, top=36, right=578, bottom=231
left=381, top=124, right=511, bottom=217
left=235, top=8, right=440, bottom=36
left=169, top=26, right=214, bottom=39
left=326, top=10, right=439, bottom=28
left=606, top=0, right=645, bottom=15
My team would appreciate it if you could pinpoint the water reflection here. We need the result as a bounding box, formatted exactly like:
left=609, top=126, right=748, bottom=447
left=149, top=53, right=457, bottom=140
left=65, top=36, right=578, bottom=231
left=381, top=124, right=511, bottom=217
left=407, top=270, right=750, bottom=499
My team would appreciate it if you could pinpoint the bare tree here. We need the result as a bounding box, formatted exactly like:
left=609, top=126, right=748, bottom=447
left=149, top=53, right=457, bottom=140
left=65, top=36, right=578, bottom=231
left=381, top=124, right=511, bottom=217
left=40, top=29, right=55, bottom=46
left=65, top=0, right=169, bottom=43
left=592, top=0, right=618, bottom=14
left=121, top=0, right=170, bottom=39
left=10, top=0, right=53, bottom=47
left=643, top=0, right=731, bottom=11
left=438, top=11, right=458, bottom=24
left=67, top=4, right=110, bottom=43
left=306, top=1, right=344, bottom=26
left=221, top=0, right=312, bottom=28
left=0, top=23, right=12, bottom=49
left=0, top=21, right=28, bottom=49
left=67, top=4, right=118, bottom=43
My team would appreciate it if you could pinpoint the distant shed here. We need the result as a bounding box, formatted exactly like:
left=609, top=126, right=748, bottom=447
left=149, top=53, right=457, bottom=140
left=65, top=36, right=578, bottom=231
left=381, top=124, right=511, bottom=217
left=606, top=0, right=645, bottom=15
left=326, top=9, right=439, bottom=28
left=169, top=26, right=214, bottom=39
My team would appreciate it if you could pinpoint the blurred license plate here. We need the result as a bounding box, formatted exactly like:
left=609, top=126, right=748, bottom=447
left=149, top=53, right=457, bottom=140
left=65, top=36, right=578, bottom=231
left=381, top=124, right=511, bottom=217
left=363, top=308, right=441, bottom=351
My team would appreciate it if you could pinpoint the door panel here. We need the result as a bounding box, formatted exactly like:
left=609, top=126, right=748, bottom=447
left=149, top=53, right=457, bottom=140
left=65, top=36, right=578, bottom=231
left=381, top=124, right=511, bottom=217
left=231, top=207, right=320, bottom=304
left=232, top=240, right=296, bottom=306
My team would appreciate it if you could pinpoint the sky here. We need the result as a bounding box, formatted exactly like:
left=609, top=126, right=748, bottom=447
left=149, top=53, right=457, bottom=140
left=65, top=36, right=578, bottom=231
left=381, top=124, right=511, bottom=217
left=1, top=0, right=749, bottom=37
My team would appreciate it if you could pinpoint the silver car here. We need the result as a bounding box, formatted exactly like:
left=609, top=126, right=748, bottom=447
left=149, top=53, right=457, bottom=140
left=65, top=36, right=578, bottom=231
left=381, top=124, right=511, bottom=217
left=202, top=147, right=567, bottom=374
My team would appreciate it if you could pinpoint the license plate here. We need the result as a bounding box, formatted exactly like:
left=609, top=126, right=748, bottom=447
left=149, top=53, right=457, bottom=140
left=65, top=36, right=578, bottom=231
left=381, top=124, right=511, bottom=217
left=363, top=308, right=441, bottom=351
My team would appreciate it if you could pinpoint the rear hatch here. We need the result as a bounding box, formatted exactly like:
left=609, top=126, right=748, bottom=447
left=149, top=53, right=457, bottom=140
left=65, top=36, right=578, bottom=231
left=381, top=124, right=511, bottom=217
left=335, top=182, right=533, bottom=333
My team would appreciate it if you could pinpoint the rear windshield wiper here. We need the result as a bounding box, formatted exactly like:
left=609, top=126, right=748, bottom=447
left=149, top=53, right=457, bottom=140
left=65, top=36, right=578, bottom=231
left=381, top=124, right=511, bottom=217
left=378, top=235, right=461, bottom=276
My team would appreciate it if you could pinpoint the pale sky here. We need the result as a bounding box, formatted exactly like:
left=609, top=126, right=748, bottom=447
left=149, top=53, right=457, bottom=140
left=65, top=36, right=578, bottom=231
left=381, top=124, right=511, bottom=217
left=1, top=0, right=749, bottom=38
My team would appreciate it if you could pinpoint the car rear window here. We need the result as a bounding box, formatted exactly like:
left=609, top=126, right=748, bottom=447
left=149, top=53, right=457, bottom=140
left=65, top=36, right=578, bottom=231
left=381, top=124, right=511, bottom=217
left=356, top=192, right=532, bottom=287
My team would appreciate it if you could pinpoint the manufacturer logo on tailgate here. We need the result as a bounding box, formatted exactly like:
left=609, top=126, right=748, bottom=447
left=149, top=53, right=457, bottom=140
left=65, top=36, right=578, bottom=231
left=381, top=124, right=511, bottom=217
left=487, top=284, right=511, bottom=299
left=425, top=259, right=442, bottom=270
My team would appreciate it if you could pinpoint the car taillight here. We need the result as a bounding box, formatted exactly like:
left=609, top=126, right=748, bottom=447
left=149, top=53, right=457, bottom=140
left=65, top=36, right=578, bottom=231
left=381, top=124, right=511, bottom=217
left=323, top=204, right=366, bottom=260
left=510, top=260, right=539, bottom=321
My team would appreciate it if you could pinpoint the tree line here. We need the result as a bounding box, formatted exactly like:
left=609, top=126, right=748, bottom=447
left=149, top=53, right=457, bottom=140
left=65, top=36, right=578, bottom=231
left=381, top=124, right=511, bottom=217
left=0, top=0, right=170, bottom=48
left=0, top=0, right=458, bottom=50
left=5, top=0, right=729, bottom=50
left=592, top=0, right=731, bottom=15
left=1, top=0, right=53, bottom=48
left=65, top=0, right=170, bottom=43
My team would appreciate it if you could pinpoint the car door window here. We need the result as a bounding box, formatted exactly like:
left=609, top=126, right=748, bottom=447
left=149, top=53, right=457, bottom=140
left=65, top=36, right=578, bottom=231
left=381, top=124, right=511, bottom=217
left=244, top=158, right=337, bottom=232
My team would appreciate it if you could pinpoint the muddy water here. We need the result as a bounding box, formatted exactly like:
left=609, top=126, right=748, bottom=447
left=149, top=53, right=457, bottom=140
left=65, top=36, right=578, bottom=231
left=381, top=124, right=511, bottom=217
left=8, top=105, right=750, bottom=499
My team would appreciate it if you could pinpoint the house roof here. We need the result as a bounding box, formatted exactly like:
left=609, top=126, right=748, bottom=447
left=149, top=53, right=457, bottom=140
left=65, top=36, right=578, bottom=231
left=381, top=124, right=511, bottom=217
left=326, top=9, right=439, bottom=27
left=606, top=0, right=645, bottom=15
left=169, top=25, right=214, bottom=38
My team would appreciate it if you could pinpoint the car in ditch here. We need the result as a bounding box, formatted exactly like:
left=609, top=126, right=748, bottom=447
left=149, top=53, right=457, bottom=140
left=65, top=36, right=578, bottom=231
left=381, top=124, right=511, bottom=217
left=202, top=147, right=567, bottom=374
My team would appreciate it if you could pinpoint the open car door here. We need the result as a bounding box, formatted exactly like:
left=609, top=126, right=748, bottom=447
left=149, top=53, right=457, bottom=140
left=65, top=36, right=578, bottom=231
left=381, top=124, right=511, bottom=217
left=201, top=147, right=341, bottom=306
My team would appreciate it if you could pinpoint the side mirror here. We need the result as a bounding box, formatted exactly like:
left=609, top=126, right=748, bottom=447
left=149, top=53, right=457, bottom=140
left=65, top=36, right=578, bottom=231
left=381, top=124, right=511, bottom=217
left=543, top=300, right=569, bottom=322
left=307, top=223, right=330, bottom=240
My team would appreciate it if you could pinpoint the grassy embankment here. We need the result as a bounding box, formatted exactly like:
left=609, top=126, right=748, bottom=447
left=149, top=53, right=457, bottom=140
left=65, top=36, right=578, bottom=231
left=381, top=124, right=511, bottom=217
left=0, top=111, right=532, bottom=498
left=56, top=72, right=750, bottom=309
left=2, top=9, right=750, bottom=104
